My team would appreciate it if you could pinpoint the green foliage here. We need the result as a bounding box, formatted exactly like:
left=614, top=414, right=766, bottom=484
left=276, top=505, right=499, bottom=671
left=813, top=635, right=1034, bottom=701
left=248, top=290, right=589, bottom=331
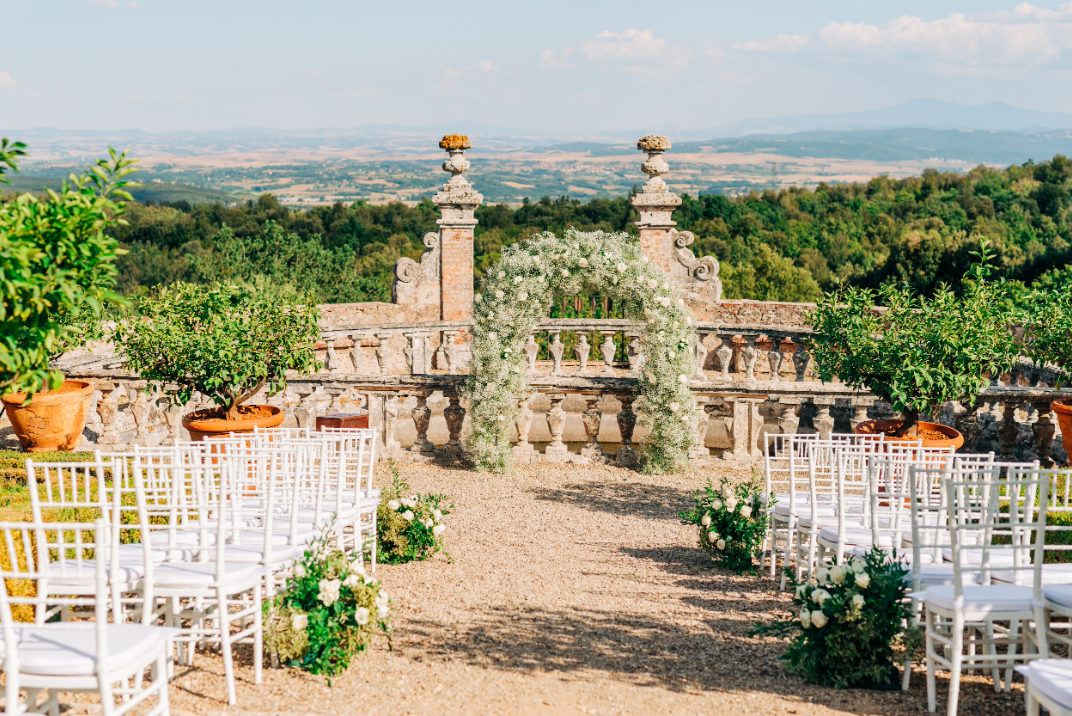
left=1, top=143, right=136, bottom=396
left=808, top=241, right=1021, bottom=435
left=721, top=244, right=822, bottom=303
left=1025, top=278, right=1072, bottom=386
left=376, top=461, right=451, bottom=564
left=681, top=476, right=770, bottom=573
left=0, top=139, right=27, bottom=183
left=751, top=549, right=911, bottom=689
left=114, top=282, right=321, bottom=420
left=264, top=532, right=390, bottom=677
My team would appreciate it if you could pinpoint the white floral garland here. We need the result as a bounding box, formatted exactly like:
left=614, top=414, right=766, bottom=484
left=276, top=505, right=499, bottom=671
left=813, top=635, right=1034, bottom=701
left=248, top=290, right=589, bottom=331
left=465, top=228, right=697, bottom=473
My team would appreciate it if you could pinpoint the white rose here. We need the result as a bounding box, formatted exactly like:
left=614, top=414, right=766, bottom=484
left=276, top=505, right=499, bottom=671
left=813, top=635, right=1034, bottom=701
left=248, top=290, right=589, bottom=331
left=350, top=560, right=367, bottom=577
left=716, top=539, right=726, bottom=550
left=711, top=499, right=722, bottom=510
left=343, top=574, right=361, bottom=588
left=701, top=514, right=711, bottom=527
left=852, top=594, right=865, bottom=608
left=739, top=505, right=752, bottom=519
left=811, top=589, right=830, bottom=604
left=612, top=277, right=619, bottom=285
left=497, top=270, right=506, bottom=279
left=519, top=292, right=528, bottom=301
left=800, top=609, right=812, bottom=629
left=707, top=530, right=718, bottom=542
left=355, top=607, right=370, bottom=626
left=294, top=564, right=306, bottom=579
left=488, top=332, right=498, bottom=341
left=725, top=496, right=739, bottom=511
left=647, top=279, right=657, bottom=289
left=795, top=585, right=806, bottom=599
left=377, top=605, right=389, bottom=619
left=513, top=275, right=523, bottom=284
left=531, top=255, right=540, bottom=264
left=855, top=572, right=871, bottom=589
left=678, top=374, right=689, bottom=384
left=434, top=509, right=443, bottom=520
left=811, top=611, right=828, bottom=628
left=387, top=500, right=401, bottom=511
left=495, top=290, right=504, bottom=299
left=403, top=510, right=415, bottom=521
left=578, top=257, right=588, bottom=268
left=851, top=558, right=866, bottom=574
left=433, top=524, right=445, bottom=536
left=291, top=613, right=308, bottom=631
left=318, top=579, right=342, bottom=606
left=616, top=262, right=627, bottom=273
left=830, top=565, right=847, bottom=584
left=816, top=568, right=829, bottom=585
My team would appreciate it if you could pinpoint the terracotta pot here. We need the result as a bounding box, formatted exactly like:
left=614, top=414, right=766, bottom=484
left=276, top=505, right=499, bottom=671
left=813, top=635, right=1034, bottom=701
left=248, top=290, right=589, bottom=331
left=854, top=419, right=964, bottom=451
left=1051, top=399, right=1072, bottom=463
left=181, top=404, right=284, bottom=442
left=2, top=380, right=95, bottom=453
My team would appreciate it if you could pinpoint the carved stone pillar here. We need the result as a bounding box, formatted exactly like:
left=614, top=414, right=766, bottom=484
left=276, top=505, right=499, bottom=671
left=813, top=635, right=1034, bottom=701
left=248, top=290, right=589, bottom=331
left=375, top=333, right=392, bottom=375
left=442, top=329, right=461, bottom=374
left=575, top=334, right=591, bottom=376
left=524, top=333, right=539, bottom=375
left=324, top=337, right=342, bottom=373
left=792, top=342, right=811, bottom=382
left=409, top=392, right=434, bottom=453
left=742, top=336, right=758, bottom=382
left=545, top=393, right=568, bottom=461
left=689, top=398, right=711, bottom=459
left=631, top=135, right=679, bottom=275
left=694, top=333, right=709, bottom=380
left=443, top=393, right=466, bottom=456
left=616, top=395, right=638, bottom=467
left=1033, top=400, right=1057, bottom=467
left=778, top=398, right=802, bottom=436
left=549, top=330, right=565, bottom=376
left=715, top=336, right=733, bottom=381
left=348, top=334, right=366, bottom=374
left=580, top=395, right=603, bottom=462
left=626, top=335, right=644, bottom=376
left=813, top=397, right=836, bottom=440
left=600, top=332, right=617, bottom=377
left=383, top=392, right=402, bottom=451
left=434, top=135, right=483, bottom=321
left=727, top=397, right=763, bottom=461
left=997, top=400, right=1022, bottom=461
left=766, top=338, right=784, bottom=381
left=513, top=395, right=536, bottom=463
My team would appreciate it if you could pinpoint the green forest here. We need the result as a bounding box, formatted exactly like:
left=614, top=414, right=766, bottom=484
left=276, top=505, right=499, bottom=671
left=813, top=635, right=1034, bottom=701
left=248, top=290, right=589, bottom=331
left=90, top=155, right=1072, bottom=305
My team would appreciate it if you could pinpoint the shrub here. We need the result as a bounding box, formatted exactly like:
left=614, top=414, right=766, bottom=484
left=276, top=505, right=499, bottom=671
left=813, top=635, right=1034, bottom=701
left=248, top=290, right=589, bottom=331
left=114, top=281, right=321, bottom=420
left=751, top=549, right=911, bottom=689
left=264, top=532, right=390, bottom=677
left=1025, top=279, right=1072, bottom=386
left=808, top=241, right=1020, bottom=437
left=681, top=476, right=769, bottom=573
left=1, top=140, right=136, bottom=397
left=377, top=461, right=451, bottom=564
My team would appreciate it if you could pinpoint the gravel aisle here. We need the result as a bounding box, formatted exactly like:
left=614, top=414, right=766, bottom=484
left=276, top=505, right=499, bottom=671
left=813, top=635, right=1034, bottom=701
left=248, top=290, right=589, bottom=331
left=161, top=461, right=1023, bottom=716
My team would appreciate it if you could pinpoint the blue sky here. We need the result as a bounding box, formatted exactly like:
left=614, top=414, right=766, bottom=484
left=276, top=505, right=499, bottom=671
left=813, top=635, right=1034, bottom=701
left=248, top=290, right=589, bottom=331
left=3, top=0, right=1072, bottom=131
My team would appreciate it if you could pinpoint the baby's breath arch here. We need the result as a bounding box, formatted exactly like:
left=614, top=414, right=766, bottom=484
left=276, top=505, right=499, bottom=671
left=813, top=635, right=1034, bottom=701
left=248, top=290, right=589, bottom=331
left=465, top=228, right=698, bottom=474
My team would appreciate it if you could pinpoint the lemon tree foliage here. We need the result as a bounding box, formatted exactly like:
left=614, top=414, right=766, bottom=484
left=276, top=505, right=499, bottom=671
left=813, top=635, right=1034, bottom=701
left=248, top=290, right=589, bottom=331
left=808, top=242, right=1020, bottom=437
left=465, top=228, right=697, bottom=474
left=115, top=282, right=321, bottom=420
left=1, top=140, right=136, bottom=397
left=1025, top=281, right=1072, bottom=386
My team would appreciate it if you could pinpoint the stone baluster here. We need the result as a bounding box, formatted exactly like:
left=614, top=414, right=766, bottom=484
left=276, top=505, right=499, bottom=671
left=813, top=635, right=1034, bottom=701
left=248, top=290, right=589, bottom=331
left=792, top=342, right=811, bottom=382
left=766, top=337, right=784, bottom=381
left=549, top=330, right=565, bottom=376
left=524, top=333, right=539, bottom=375
left=545, top=393, right=568, bottom=461
left=580, top=395, right=603, bottom=462
left=715, top=335, right=733, bottom=382
left=575, top=334, right=591, bottom=376
left=409, top=391, right=434, bottom=453
left=324, top=335, right=342, bottom=373
left=851, top=397, right=874, bottom=430
left=383, top=392, right=402, bottom=451
left=813, top=397, right=836, bottom=440
left=726, top=397, right=763, bottom=461
left=616, top=395, right=638, bottom=467
left=442, top=329, right=461, bottom=374
left=348, top=334, right=365, bottom=374
left=694, top=332, right=709, bottom=380
left=689, top=397, right=711, bottom=459
left=741, top=336, right=758, bottom=382
left=513, top=394, right=536, bottom=463
left=626, top=334, right=644, bottom=376
left=443, top=393, right=466, bottom=456
left=778, top=398, right=802, bottom=436
left=404, top=333, right=430, bottom=375
left=376, top=333, right=393, bottom=375
left=997, top=400, right=1023, bottom=461
left=1032, top=399, right=1057, bottom=467
left=600, top=332, right=617, bottom=377
left=959, top=399, right=990, bottom=452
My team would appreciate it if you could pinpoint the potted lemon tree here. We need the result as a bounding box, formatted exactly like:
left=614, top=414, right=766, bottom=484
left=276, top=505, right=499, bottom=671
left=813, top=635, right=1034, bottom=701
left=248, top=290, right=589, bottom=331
left=1, top=139, right=136, bottom=452
left=115, top=282, right=321, bottom=440
left=808, top=242, right=1020, bottom=448
left=1025, top=281, right=1072, bottom=461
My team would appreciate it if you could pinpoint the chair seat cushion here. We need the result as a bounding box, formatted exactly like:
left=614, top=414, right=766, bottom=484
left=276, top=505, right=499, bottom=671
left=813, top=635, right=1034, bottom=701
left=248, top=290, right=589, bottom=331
left=1043, top=585, right=1072, bottom=609
left=904, top=563, right=986, bottom=588
left=773, top=503, right=830, bottom=518
left=5, top=624, right=177, bottom=677
left=818, top=527, right=896, bottom=548
left=925, top=585, right=1035, bottom=615
left=208, top=543, right=301, bottom=564
left=45, top=560, right=145, bottom=589
left=994, top=564, right=1072, bottom=586
left=941, top=548, right=1017, bottom=565
left=798, top=516, right=864, bottom=530
left=1023, top=659, right=1072, bottom=711
left=150, top=561, right=263, bottom=589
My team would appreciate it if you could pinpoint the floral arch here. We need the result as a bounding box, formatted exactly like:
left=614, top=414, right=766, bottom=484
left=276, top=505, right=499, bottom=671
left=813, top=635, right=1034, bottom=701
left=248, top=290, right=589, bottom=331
left=465, top=228, right=698, bottom=474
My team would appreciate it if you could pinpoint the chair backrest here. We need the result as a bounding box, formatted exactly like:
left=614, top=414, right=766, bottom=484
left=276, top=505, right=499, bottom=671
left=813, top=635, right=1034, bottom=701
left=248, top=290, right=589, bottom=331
left=25, top=457, right=115, bottom=524
left=1008, top=466, right=1072, bottom=566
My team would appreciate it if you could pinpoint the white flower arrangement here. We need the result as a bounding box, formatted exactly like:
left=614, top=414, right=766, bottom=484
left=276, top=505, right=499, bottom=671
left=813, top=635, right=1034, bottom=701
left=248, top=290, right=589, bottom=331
left=465, top=228, right=697, bottom=473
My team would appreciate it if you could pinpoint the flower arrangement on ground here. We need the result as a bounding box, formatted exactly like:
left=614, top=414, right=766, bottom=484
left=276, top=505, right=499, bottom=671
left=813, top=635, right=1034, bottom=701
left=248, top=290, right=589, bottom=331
left=750, top=549, right=911, bottom=689
left=377, top=461, right=452, bottom=564
left=264, top=532, right=390, bottom=677
left=681, top=476, right=769, bottom=573
left=465, top=228, right=697, bottom=474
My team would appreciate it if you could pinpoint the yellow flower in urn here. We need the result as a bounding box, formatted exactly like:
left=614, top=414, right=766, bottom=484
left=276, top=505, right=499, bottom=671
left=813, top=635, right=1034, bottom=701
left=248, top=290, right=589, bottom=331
left=439, top=134, right=472, bottom=151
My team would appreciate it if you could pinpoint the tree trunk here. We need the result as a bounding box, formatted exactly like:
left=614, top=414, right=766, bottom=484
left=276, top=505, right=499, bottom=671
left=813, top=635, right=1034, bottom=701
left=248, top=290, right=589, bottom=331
left=897, top=408, right=920, bottom=438
left=225, top=379, right=267, bottom=422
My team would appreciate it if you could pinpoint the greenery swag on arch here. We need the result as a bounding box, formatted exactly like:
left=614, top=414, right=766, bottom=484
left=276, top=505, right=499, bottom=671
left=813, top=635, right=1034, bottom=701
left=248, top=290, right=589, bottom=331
left=464, top=228, right=698, bottom=474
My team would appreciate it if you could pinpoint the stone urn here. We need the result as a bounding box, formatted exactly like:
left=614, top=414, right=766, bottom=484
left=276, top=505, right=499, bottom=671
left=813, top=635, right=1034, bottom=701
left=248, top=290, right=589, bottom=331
left=854, top=419, right=964, bottom=450
left=2, top=380, right=95, bottom=452
left=181, top=404, right=284, bottom=441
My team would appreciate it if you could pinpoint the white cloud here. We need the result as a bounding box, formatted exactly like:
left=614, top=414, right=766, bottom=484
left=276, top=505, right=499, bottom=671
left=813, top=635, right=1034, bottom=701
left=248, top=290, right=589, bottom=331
left=90, top=0, right=120, bottom=8
left=736, top=4, right=1072, bottom=66
left=580, top=29, right=668, bottom=61
left=0, top=72, right=16, bottom=90
left=476, top=60, right=494, bottom=73
left=539, top=48, right=574, bottom=69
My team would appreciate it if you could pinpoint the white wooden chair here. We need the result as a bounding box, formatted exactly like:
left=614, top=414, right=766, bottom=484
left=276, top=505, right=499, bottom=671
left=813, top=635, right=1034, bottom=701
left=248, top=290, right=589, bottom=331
left=1018, top=659, right=1072, bottom=716
left=0, top=519, right=175, bottom=716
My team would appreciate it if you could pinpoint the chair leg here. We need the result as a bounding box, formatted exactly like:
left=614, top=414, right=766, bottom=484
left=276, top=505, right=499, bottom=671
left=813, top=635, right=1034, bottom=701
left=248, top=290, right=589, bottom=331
left=254, top=584, right=263, bottom=685
left=1006, top=618, right=1021, bottom=692
left=927, top=610, right=938, bottom=713
left=218, top=592, right=237, bottom=706
left=155, top=651, right=171, bottom=716
left=947, top=613, right=965, bottom=716
left=984, top=621, right=1000, bottom=691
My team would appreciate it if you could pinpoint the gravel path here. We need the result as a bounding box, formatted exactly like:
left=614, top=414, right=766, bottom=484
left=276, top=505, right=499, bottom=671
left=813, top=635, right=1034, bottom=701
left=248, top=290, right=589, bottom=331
left=158, top=461, right=1023, bottom=716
